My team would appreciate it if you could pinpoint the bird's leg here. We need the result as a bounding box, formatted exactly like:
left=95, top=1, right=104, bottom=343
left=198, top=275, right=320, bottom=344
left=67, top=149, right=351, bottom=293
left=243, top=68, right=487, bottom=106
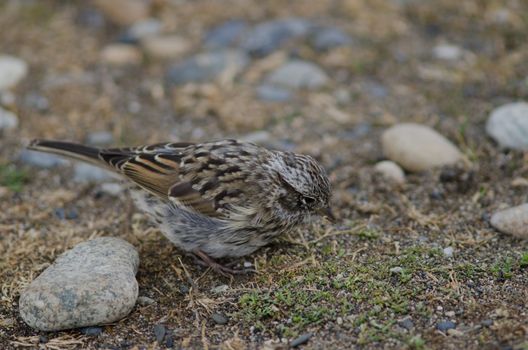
left=191, top=249, right=254, bottom=277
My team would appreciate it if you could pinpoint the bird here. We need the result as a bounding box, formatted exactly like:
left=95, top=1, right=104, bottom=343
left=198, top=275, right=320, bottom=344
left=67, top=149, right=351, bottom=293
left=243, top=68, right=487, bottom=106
left=28, top=139, right=333, bottom=275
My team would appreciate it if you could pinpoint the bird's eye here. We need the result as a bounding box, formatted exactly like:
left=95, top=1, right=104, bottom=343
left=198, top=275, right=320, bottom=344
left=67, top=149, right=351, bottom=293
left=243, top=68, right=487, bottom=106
left=304, top=196, right=316, bottom=205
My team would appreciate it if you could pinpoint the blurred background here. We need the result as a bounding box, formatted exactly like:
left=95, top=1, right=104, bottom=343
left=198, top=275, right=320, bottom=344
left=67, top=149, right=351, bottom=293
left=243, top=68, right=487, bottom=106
left=1, top=0, right=528, bottom=349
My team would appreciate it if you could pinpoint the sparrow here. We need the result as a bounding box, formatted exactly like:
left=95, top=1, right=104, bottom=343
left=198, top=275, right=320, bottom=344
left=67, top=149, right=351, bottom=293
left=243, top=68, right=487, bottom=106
left=28, top=139, right=333, bottom=275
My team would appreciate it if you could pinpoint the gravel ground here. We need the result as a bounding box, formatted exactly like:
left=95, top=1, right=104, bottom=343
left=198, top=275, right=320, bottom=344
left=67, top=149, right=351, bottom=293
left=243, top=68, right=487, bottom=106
left=1, top=0, right=527, bottom=349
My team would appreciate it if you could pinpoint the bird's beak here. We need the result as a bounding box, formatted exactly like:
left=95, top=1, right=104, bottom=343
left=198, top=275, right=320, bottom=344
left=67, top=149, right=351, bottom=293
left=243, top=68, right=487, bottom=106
left=318, top=206, right=335, bottom=223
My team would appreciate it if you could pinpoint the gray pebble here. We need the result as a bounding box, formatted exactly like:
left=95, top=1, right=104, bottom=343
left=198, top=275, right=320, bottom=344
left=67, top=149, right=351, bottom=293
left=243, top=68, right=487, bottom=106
left=290, top=332, right=313, bottom=347
left=212, top=312, right=228, bottom=325
left=19, top=237, right=139, bottom=331
left=19, top=150, right=68, bottom=168
left=0, top=106, right=18, bottom=130
left=437, top=321, right=456, bottom=332
left=443, top=247, right=454, bottom=258
left=241, top=18, right=312, bottom=57
left=266, top=60, right=328, bottom=90
left=204, top=20, right=248, bottom=49
left=73, top=163, right=115, bottom=183
left=398, top=317, right=414, bottom=330
left=99, top=182, right=125, bottom=196
left=24, top=92, right=50, bottom=112
left=123, top=18, right=162, bottom=43
left=154, top=324, right=166, bottom=343
left=311, top=27, right=352, bottom=51
left=256, top=84, right=292, bottom=102
left=166, top=50, right=249, bottom=85
left=80, top=326, right=103, bottom=336
left=481, top=319, right=493, bottom=327
left=137, top=296, right=156, bottom=306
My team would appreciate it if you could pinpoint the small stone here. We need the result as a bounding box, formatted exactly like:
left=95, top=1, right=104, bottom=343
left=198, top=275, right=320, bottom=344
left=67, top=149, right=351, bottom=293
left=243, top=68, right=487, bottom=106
left=290, top=332, right=313, bottom=348
left=100, top=44, right=142, bottom=66
left=204, top=20, right=248, bottom=49
left=165, top=333, right=174, bottom=348
left=266, top=60, right=328, bottom=90
left=123, top=18, right=162, bottom=43
left=19, top=237, right=139, bottom=331
left=24, top=92, right=49, bottom=112
left=166, top=50, right=249, bottom=85
left=445, top=310, right=456, bottom=317
left=99, top=183, right=125, bottom=196
left=481, top=319, right=493, bottom=327
left=311, top=27, right=352, bottom=51
left=141, top=35, right=191, bottom=59
left=433, top=44, right=463, bottom=61
left=0, top=55, right=28, bottom=90
left=39, top=335, right=48, bottom=344
left=19, top=150, right=68, bottom=168
left=94, top=0, right=149, bottom=26
left=80, top=326, right=103, bottom=336
left=75, top=9, right=105, bottom=29
left=54, top=208, right=78, bottom=220
left=0, top=107, right=18, bottom=130
left=436, top=321, right=456, bottom=332
left=390, top=267, right=404, bottom=274
left=241, top=18, right=312, bottom=57
left=436, top=306, right=444, bottom=312
left=86, top=131, right=114, bottom=146
left=256, top=84, right=292, bottom=102
left=381, top=123, right=463, bottom=172
left=447, top=329, right=464, bottom=337
left=243, top=261, right=253, bottom=268
left=137, top=296, right=155, bottom=306
left=374, top=160, right=405, bottom=184
left=74, top=163, right=114, bottom=183
left=486, top=102, right=528, bottom=150
left=398, top=317, right=414, bottom=330
left=211, top=285, right=229, bottom=294
left=153, top=324, right=166, bottom=343
left=336, top=317, right=343, bottom=325
left=443, top=247, right=454, bottom=258
left=490, top=203, right=528, bottom=239
left=212, top=312, right=228, bottom=325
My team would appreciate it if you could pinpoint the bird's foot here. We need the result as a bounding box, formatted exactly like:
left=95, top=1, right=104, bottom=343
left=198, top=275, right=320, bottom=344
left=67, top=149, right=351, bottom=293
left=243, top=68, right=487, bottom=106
left=191, top=250, right=255, bottom=277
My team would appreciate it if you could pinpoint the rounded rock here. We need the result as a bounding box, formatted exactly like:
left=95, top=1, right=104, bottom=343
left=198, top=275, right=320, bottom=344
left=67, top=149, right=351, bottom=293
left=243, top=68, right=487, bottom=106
left=490, top=203, right=528, bottom=239
left=266, top=60, right=328, bottom=90
left=141, top=35, right=190, bottom=59
left=374, top=160, right=405, bottom=184
left=19, top=237, right=139, bottom=331
left=0, top=55, right=28, bottom=91
left=381, top=123, right=463, bottom=172
left=486, top=102, right=528, bottom=151
left=100, top=44, right=142, bottom=66
left=93, top=0, right=149, bottom=26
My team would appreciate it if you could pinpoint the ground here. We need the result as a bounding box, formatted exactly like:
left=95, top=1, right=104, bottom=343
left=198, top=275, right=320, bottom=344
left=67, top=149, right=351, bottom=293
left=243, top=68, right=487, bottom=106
left=0, top=0, right=527, bottom=349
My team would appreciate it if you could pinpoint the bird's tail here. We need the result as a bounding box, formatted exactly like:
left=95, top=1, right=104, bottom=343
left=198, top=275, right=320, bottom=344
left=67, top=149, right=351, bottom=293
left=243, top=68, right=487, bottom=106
left=28, top=139, right=104, bottom=167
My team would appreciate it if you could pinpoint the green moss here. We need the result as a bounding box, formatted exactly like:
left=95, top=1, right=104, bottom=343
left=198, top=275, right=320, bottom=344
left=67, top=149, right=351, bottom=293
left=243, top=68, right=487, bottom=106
left=0, top=164, right=28, bottom=192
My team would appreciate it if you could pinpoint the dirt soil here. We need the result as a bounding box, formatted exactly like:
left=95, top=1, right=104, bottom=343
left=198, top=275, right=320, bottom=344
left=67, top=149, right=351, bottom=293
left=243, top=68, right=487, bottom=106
left=1, top=0, right=527, bottom=349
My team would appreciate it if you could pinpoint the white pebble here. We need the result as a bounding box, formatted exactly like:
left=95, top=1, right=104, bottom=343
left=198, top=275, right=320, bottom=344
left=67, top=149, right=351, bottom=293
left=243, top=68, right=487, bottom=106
left=443, top=247, right=454, bottom=258
left=374, top=160, right=405, bottom=184
left=490, top=203, right=528, bottom=239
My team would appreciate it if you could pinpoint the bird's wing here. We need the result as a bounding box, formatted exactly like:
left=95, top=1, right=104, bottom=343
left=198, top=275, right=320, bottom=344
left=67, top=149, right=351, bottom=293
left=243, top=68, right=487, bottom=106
left=99, top=141, right=250, bottom=219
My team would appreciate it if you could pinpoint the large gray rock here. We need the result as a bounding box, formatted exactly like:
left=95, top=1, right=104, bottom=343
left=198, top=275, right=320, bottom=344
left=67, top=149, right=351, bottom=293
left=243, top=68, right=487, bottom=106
left=166, top=50, right=249, bottom=85
left=486, top=102, right=528, bottom=151
left=490, top=204, right=528, bottom=239
left=381, top=123, right=463, bottom=172
left=19, top=237, right=139, bottom=331
left=266, top=60, right=328, bottom=90
left=0, top=55, right=28, bottom=90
